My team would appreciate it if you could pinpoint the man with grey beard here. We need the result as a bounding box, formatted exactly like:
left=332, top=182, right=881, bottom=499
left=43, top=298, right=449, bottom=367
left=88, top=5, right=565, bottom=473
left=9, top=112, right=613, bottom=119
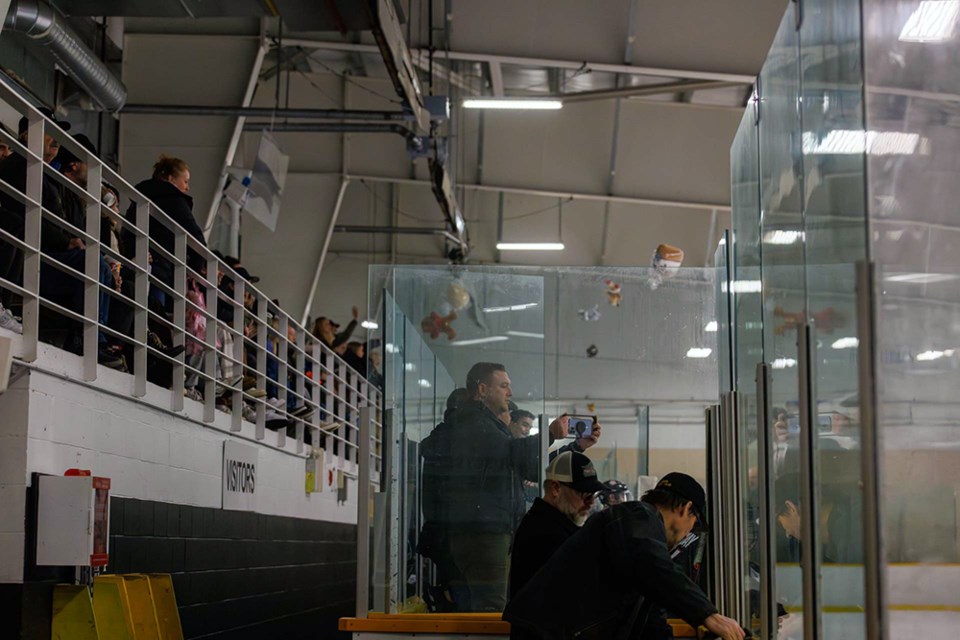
left=508, top=451, right=606, bottom=598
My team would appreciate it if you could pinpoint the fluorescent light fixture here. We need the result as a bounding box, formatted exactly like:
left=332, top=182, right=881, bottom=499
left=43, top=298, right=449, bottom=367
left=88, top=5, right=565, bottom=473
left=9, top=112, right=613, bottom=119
left=506, top=330, right=545, bottom=339
left=528, top=427, right=540, bottom=436
left=450, top=336, right=510, bottom=347
left=884, top=272, right=960, bottom=284
left=801, top=130, right=928, bottom=156
left=404, top=362, right=416, bottom=372
left=463, top=98, right=563, bottom=110
left=686, top=347, right=713, bottom=359
left=418, top=379, right=432, bottom=388
left=361, top=320, right=379, bottom=330
left=772, top=358, right=797, bottom=369
left=917, top=350, right=946, bottom=361
left=763, top=230, right=805, bottom=245
left=385, top=343, right=399, bottom=354
left=900, top=0, right=960, bottom=42
left=721, top=280, right=762, bottom=293
left=496, top=242, right=565, bottom=251
left=832, top=337, right=859, bottom=350
left=483, top=302, right=540, bottom=313
left=704, top=321, right=718, bottom=332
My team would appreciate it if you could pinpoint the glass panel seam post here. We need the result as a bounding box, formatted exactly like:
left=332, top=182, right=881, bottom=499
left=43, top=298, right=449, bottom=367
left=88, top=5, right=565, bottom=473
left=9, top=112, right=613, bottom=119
left=856, top=261, right=886, bottom=639
left=797, top=322, right=822, bottom=640
left=357, top=403, right=372, bottom=618
left=708, top=404, right=726, bottom=612
left=723, top=390, right=745, bottom=624
left=756, top=362, right=776, bottom=640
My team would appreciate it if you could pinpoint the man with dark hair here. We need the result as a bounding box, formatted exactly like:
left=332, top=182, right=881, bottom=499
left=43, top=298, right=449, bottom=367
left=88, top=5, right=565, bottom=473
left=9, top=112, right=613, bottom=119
left=504, top=472, right=744, bottom=640
left=509, top=451, right=606, bottom=598
left=509, top=408, right=536, bottom=439
left=774, top=472, right=863, bottom=564
left=442, top=362, right=602, bottom=612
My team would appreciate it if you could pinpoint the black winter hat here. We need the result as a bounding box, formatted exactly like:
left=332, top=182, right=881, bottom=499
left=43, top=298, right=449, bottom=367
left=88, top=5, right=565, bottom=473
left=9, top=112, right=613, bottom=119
left=655, top=472, right=708, bottom=527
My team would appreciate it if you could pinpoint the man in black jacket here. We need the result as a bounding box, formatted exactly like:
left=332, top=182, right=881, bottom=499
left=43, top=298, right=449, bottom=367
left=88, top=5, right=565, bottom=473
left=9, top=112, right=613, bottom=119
left=509, top=451, right=605, bottom=598
left=443, top=362, right=569, bottom=612
left=504, top=473, right=744, bottom=640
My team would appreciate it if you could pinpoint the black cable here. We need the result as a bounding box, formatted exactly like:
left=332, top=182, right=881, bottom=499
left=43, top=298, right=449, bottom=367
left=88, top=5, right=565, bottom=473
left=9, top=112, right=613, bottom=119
left=307, top=56, right=403, bottom=105
left=296, top=70, right=339, bottom=107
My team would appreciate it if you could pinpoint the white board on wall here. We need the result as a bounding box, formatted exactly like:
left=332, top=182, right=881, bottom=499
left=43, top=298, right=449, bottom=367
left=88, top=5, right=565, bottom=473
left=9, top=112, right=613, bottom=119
left=222, top=440, right=258, bottom=511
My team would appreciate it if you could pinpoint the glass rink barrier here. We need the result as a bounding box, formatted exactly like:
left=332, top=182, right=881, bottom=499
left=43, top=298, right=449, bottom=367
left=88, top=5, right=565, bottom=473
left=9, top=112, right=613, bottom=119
left=723, top=0, right=960, bottom=638
left=0, top=77, right=380, bottom=469
left=358, top=265, right=723, bottom=620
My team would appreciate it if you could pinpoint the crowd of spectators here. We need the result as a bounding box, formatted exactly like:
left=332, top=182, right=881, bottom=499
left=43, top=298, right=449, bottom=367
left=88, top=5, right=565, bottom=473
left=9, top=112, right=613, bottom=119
left=0, top=108, right=382, bottom=436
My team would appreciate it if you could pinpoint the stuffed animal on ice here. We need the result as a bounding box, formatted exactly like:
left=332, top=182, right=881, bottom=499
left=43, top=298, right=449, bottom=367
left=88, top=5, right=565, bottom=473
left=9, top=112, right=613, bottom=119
left=578, top=304, right=601, bottom=322
left=604, top=279, right=622, bottom=307
left=421, top=310, right=457, bottom=340
left=649, top=243, right=685, bottom=290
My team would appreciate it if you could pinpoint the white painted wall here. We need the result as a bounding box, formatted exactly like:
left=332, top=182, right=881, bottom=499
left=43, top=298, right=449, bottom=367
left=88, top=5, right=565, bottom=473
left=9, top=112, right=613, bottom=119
left=0, top=344, right=358, bottom=584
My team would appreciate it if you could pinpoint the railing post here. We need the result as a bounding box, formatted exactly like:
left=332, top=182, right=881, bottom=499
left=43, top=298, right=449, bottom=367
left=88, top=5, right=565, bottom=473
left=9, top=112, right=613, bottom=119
left=295, top=322, right=306, bottom=453
left=82, top=157, right=102, bottom=382
left=202, top=249, right=218, bottom=423
left=255, top=292, right=267, bottom=440
left=171, top=226, right=187, bottom=411
left=132, top=202, right=150, bottom=398
left=21, top=113, right=43, bottom=362
left=229, top=278, right=245, bottom=432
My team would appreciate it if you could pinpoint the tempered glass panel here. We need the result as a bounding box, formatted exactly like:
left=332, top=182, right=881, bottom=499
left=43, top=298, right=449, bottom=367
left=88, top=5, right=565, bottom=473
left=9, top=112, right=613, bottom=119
left=800, top=0, right=868, bottom=637
left=758, top=7, right=808, bottom=636
left=863, top=0, right=960, bottom=634
left=731, top=99, right=764, bottom=635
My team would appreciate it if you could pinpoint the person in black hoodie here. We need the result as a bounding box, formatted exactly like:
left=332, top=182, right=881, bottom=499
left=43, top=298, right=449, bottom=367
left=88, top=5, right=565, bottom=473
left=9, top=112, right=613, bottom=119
left=504, top=473, right=744, bottom=640
left=419, top=387, right=472, bottom=611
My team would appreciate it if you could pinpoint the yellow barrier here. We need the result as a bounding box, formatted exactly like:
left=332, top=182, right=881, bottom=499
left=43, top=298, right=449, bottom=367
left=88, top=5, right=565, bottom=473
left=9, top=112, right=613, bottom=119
left=92, top=574, right=183, bottom=640
left=93, top=576, right=134, bottom=640
left=52, top=584, right=98, bottom=640
left=147, top=574, right=185, bottom=640
left=121, top=574, right=162, bottom=640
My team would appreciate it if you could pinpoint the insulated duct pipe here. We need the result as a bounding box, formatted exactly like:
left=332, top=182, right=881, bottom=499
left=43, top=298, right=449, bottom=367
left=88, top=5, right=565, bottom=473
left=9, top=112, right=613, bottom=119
left=4, top=0, right=127, bottom=112
left=242, top=121, right=422, bottom=151
left=123, top=104, right=413, bottom=122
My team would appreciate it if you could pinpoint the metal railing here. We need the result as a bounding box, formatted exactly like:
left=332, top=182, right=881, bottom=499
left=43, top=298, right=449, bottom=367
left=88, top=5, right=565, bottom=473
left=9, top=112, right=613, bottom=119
left=0, top=77, right=382, bottom=474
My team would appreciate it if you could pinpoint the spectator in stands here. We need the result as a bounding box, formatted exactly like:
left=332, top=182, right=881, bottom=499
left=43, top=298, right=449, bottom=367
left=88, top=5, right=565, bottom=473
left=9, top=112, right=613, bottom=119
left=366, top=341, right=383, bottom=389
left=125, top=155, right=204, bottom=310
left=343, top=341, right=365, bottom=376
left=0, top=123, right=12, bottom=159
left=312, top=306, right=359, bottom=350
left=38, top=134, right=124, bottom=368
left=0, top=108, right=69, bottom=334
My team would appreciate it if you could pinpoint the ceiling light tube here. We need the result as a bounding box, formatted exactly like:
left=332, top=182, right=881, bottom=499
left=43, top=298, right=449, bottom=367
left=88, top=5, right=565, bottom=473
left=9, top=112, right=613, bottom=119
left=506, top=331, right=545, bottom=339
left=496, top=242, right=565, bottom=251
left=450, top=336, right=510, bottom=346
left=463, top=98, right=563, bottom=110
left=704, top=321, right=718, bottom=332
left=686, top=347, right=713, bottom=359
left=483, top=303, right=540, bottom=313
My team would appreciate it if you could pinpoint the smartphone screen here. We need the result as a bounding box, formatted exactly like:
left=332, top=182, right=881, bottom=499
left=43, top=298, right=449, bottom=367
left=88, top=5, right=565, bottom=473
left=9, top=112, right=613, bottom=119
left=567, top=415, right=594, bottom=438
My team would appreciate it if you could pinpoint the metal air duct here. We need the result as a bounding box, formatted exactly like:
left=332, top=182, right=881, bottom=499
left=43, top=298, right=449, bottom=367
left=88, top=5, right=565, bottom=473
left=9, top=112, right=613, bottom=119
left=3, top=0, right=127, bottom=111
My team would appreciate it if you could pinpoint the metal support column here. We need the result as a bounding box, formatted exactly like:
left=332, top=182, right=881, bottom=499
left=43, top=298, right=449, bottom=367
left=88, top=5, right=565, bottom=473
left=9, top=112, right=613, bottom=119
left=797, top=322, right=822, bottom=640
left=857, top=261, right=886, bottom=640
left=202, top=36, right=269, bottom=239
left=756, top=362, right=777, bottom=640
left=300, top=178, right=350, bottom=325
left=706, top=404, right=726, bottom=611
